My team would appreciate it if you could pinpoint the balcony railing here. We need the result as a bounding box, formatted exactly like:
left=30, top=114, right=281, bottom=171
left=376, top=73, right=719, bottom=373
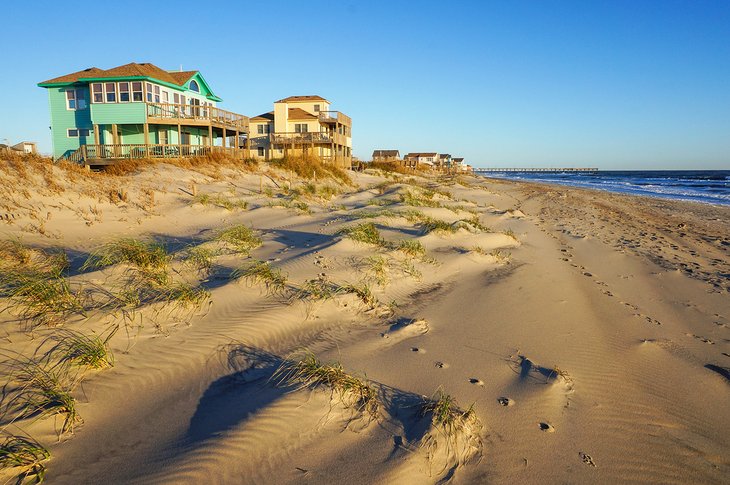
left=146, top=102, right=249, bottom=131
left=270, top=132, right=333, bottom=144
left=67, top=144, right=245, bottom=163
left=318, top=111, right=351, bottom=126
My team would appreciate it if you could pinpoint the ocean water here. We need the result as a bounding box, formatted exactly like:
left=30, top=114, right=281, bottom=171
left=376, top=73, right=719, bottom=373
left=476, top=170, right=730, bottom=207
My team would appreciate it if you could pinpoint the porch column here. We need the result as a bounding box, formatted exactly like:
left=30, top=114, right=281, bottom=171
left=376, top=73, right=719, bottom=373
left=111, top=124, right=118, bottom=157
left=208, top=124, right=213, bottom=149
left=93, top=124, right=100, bottom=150
left=222, top=128, right=227, bottom=148
left=177, top=123, right=182, bottom=157
left=143, top=123, right=149, bottom=157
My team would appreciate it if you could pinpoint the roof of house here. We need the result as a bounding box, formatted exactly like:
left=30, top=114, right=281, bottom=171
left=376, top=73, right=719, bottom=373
left=372, top=150, right=400, bottom=157
left=251, top=111, right=275, bottom=122
left=275, top=95, right=329, bottom=103
left=452, top=157, right=464, bottom=162
left=39, top=62, right=222, bottom=101
left=438, top=153, right=451, bottom=159
left=40, top=63, right=198, bottom=86
left=287, top=108, right=318, bottom=120
left=405, top=152, right=438, bottom=158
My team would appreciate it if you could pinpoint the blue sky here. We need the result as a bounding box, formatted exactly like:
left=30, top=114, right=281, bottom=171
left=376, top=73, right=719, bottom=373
left=2, top=0, right=729, bottom=169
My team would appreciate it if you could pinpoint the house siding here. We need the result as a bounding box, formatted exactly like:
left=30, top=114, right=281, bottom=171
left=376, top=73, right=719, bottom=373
left=48, top=87, right=93, bottom=159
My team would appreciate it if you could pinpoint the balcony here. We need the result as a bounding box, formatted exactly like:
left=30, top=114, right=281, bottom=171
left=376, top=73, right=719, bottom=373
left=318, top=111, right=351, bottom=126
left=270, top=132, right=333, bottom=145
left=146, top=102, right=249, bottom=132
left=66, top=143, right=246, bottom=164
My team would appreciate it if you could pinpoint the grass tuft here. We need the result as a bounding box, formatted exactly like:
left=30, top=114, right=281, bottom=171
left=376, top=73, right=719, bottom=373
left=338, top=222, right=384, bottom=246
left=83, top=239, right=170, bottom=273
left=44, top=326, right=117, bottom=370
left=0, top=434, right=50, bottom=484
left=215, top=225, right=263, bottom=255
left=192, top=193, right=248, bottom=210
left=397, top=239, right=426, bottom=258
left=231, top=260, right=288, bottom=296
left=274, top=352, right=379, bottom=419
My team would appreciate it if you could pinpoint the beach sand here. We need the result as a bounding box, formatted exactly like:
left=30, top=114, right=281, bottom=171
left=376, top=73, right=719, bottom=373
left=0, top=160, right=728, bottom=484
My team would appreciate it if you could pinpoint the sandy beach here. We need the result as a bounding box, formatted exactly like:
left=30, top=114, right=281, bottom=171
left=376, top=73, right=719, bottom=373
left=1, top=158, right=728, bottom=484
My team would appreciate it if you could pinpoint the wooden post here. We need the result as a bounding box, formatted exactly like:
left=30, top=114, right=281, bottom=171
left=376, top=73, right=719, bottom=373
left=208, top=124, right=213, bottom=148
left=143, top=123, right=149, bottom=157
left=93, top=124, right=100, bottom=146
left=177, top=123, right=182, bottom=158
left=222, top=127, right=227, bottom=148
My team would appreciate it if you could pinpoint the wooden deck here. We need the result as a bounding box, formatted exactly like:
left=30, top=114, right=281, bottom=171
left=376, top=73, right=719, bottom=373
left=475, top=167, right=598, bottom=173
left=146, top=102, right=249, bottom=132
left=66, top=144, right=246, bottom=164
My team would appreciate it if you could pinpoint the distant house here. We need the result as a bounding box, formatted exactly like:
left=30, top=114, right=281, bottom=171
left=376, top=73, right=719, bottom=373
left=38, top=62, right=249, bottom=164
left=452, top=157, right=465, bottom=171
left=372, top=149, right=400, bottom=162
left=437, top=153, right=452, bottom=170
left=248, top=95, right=352, bottom=168
left=404, top=152, right=438, bottom=168
left=0, top=141, right=37, bottom=156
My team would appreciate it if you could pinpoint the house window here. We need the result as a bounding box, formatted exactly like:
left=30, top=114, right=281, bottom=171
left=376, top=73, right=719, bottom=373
left=180, top=95, right=186, bottom=105
left=313, top=104, right=320, bottom=112
left=257, top=147, right=265, bottom=156
left=79, top=128, right=90, bottom=137
left=66, top=89, right=87, bottom=110
left=132, top=82, right=143, bottom=101
left=294, top=124, right=308, bottom=133
left=91, top=83, right=103, bottom=103
left=104, top=82, right=116, bottom=102
left=67, top=129, right=79, bottom=137
left=173, top=93, right=179, bottom=104
left=146, top=83, right=153, bottom=102
left=162, top=91, right=169, bottom=103
left=257, top=125, right=264, bottom=134
left=159, top=129, right=168, bottom=145
left=119, top=82, right=130, bottom=102
left=154, top=85, right=160, bottom=103
left=189, top=80, right=200, bottom=92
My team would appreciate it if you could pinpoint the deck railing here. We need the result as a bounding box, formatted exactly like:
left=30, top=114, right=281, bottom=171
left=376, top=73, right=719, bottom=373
left=270, top=132, right=333, bottom=144
left=66, top=144, right=245, bottom=163
left=318, top=111, right=352, bottom=126
left=146, top=102, right=249, bottom=131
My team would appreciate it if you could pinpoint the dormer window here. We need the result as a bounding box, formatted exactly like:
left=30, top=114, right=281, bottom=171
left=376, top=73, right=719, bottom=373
left=189, top=80, right=200, bottom=93
left=313, top=104, right=320, bottom=112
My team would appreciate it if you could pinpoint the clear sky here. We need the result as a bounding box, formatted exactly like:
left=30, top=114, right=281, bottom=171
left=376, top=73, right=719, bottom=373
left=2, top=0, right=729, bottom=169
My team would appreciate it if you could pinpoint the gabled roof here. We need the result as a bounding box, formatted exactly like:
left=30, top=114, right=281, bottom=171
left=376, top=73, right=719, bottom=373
left=275, top=95, right=329, bottom=103
left=438, top=153, right=451, bottom=159
left=38, top=62, right=222, bottom=101
left=452, top=158, right=464, bottom=162
left=251, top=111, right=275, bottom=122
left=405, top=152, right=438, bottom=158
left=373, top=150, right=400, bottom=157
left=287, top=108, right=318, bottom=120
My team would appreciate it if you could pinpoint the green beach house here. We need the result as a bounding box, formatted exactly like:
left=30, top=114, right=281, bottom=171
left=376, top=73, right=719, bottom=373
left=38, top=62, right=249, bottom=163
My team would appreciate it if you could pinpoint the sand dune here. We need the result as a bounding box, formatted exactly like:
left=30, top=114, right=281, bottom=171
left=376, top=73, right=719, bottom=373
left=0, top=160, right=728, bottom=484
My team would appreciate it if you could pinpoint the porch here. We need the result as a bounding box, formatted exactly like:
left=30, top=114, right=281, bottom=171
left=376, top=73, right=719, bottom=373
left=66, top=143, right=247, bottom=165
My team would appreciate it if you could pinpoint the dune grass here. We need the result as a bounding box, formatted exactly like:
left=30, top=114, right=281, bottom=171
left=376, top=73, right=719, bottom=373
left=361, top=256, right=390, bottom=286
left=396, top=240, right=426, bottom=258
left=0, top=434, right=50, bottom=484
left=294, top=277, right=345, bottom=303
left=192, top=193, right=248, bottom=210
left=271, top=155, right=351, bottom=184
left=502, top=228, right=519, bottom=241
left=8, top=361, right=82, bottom=435
left=215, top=225, right=262, bottom=255
left=338, top=222, right=385, bottom=246
left=420, top=389, right=483, bottom=473
left=43, top=326, right=117, bottom=370
left=231, top=260, right=288, bottom=296
left=274, top=352, right=379, bottom=419
left=83, top=239, right=170, bottom=273
left=182, top=246, right=218, bottom=274
left=340, top=282, right=379, bottom=310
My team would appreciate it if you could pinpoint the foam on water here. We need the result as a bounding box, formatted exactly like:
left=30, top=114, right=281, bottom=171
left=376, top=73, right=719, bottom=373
left=478, top=170, right=730, bottom=206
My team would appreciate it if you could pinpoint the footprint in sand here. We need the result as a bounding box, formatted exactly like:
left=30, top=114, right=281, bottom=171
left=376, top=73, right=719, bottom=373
left=539, top=422, right=555, bottom=432
left=434, top=361, right=449, bottom=369
left=381, top=319, right=429, bottom=345
left=410, top=347, right=426, bottom=354
left=497, top=397, right=514, bottom=407
left=469, top=378, right=484, bottom=386
left=579, top=452, right=597, bottom=467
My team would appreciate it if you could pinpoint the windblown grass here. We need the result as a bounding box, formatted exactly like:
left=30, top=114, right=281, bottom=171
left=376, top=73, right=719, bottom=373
left=502, top=228, right=519, bottom=241
left=271, top=155, right=350, bottom=184
left=82, top=239, right=170, bottom=273
left=0, top=268, right=84, bottom=328
left=182, top=246, right=218, bottom=274
left=231, top=260, right=288, bottom=296
left=192, top=193, right=248, bottom=210
left=215, top=225, right=262, bottom=255
left=361, top=256, right=390, bottom=286
left=274, top=352, right=379, bottom=419
left=340, top=282, right=379, bottom=310
left=420, top=389, right=483, bottom=475
left=338, top=222, right=384, bottom=246
left=6, top=360, right=82, bottom=435
left=0, top=434, right=50, bottom=484
left=43, top=326, right=117, bottom=370
left=294, top=277, right=345, bottom=303
left=397, top=240, right=426, bottom=258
